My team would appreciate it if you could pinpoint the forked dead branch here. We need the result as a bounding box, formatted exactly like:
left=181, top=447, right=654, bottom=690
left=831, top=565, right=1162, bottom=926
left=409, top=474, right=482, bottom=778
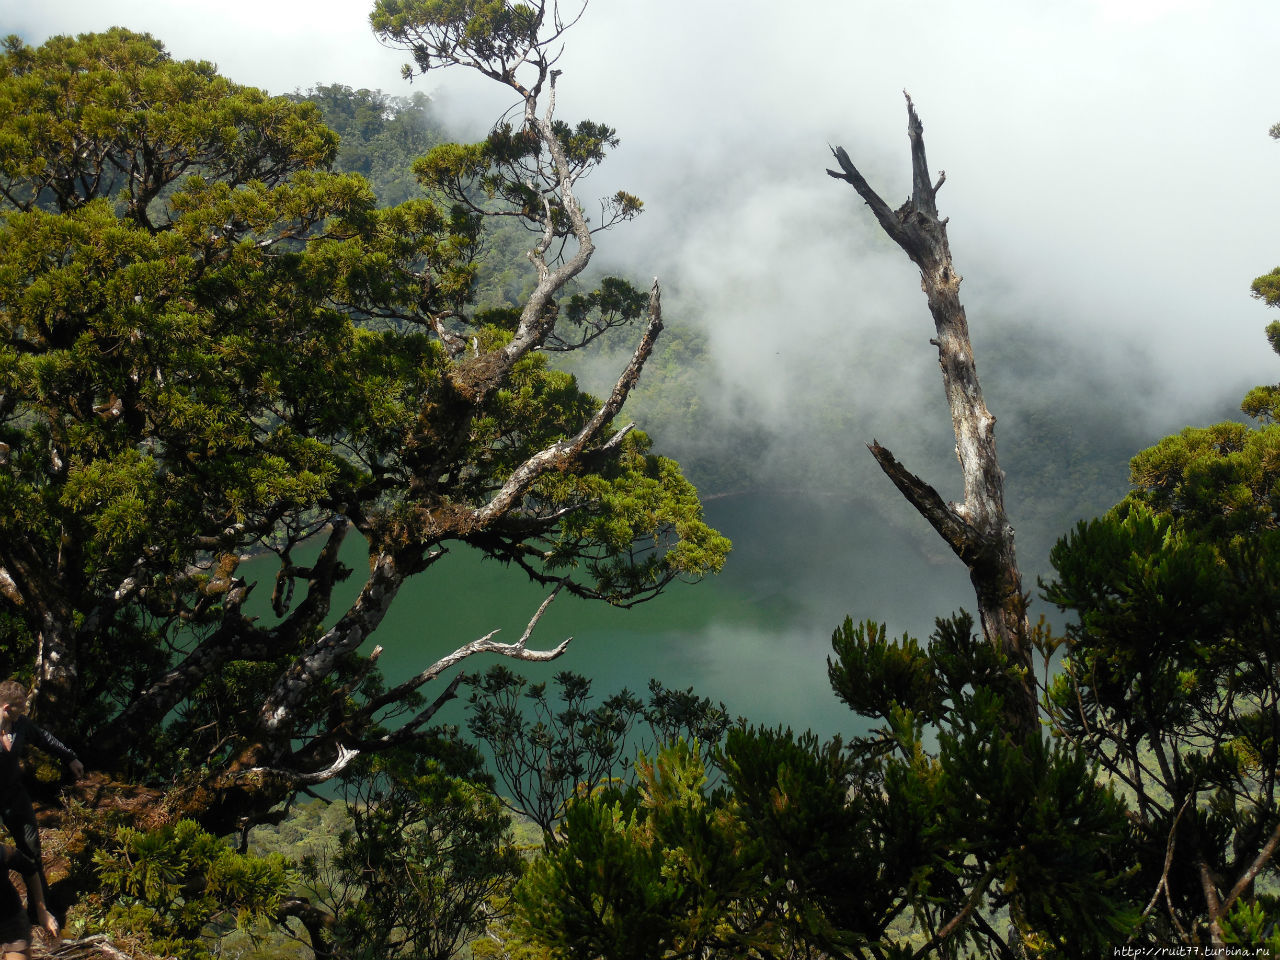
left=827, top=94, right=1037, bottom=738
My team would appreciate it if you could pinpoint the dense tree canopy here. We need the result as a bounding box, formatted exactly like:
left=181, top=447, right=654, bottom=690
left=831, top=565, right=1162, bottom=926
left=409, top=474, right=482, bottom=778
left=292, top=84, right=444, bottom=208
left=0, top=12, right=726, bottom=844
left=1035, top=263, right=1280, bottom=949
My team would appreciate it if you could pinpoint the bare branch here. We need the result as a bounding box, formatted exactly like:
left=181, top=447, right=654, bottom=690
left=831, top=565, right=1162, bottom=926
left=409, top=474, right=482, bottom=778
left=45, top=935, right=160, bottom=960
left=826, top=146, right=908, bottom=250
left=905, top=92, right=939, bottom=222
left=867, top=441, right=981, bottom=564
left=1220, top=816, right=1280, bottom=922
left=428, top=313, right=468, bottom=359
left=358, top=578, right=573, bottom=719
left=261, top=551, right=406, bottom=733
left=1131, top=794, right=1193, bottom=941
left=268, top=519, right=353, bottom=637
left=277, top=899, right=334, bottom=960
left=495, top=76, right=597, bottom=369
left=382, top=671, right=469, bottom=743
left=1199, top=858, right=1225, bottom=946
left=250, top=744, right=360, bottom=785
left=473, top=281, right=661, bottom=526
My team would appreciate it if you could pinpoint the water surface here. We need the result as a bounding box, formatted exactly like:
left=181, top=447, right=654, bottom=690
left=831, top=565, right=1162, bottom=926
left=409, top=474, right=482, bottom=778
left=363, top=491, right=977, bottom=738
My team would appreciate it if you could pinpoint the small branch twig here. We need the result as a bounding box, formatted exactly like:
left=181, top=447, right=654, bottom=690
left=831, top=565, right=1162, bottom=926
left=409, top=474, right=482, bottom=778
left=360, top=578, right=573, bottom=718
left=912, top=864, right=998, bottom=960
left=1131, top=794, right=1193, bottom=941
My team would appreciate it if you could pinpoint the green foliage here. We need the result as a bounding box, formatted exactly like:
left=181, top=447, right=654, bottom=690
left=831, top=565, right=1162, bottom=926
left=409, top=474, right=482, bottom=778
left=298, top=744, right=522, bottom=960
left=1238, top=262, right=1280, bottom=420
left=828, top=614, right=1009, bottom=727
left=1253, top=268, right=1280, bottom=309
left=516, top=784, right=681, bottom=960
left=1242, top=268, right=1280, bottom=420
left=372, top=0, right=546, bottom=82
left=466, top=666, right=729, bottom=834
left=0, top=29, right=337, bottom=219
left=89, top=820, right=288, bottom=960
left=512, top=614, right=1135, bottom=959
left=829, top=616, right=1135, bottom=957
left=0, top=19, right=724, bottom=801
left=513, top=740, right=763, bottom=960
left=1127, top=421, right=1280, bottom=538
left=719, top=725, right=897, bottom=957
left=1036, top=310, right=1280, bottom=945
left=293, top=84, right=445, bottom=207
left=0, top=30, right=473, bottom=587
left=552, top=277, right=652, bottom=352
left=410, top=118, right=640, bottom=254
left=1221, top=898, right=1280, bottom=953
left=1043, top=505, right=1280, bottom=943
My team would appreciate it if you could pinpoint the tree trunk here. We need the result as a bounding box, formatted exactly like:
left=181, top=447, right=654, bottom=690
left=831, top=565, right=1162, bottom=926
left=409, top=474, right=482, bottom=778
left=827, top=95, right=1037, bottom=740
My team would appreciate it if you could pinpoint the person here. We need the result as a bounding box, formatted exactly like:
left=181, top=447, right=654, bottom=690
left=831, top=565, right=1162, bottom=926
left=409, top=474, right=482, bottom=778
left=0, top=844, right=40, bottom=960
left=0, top=680, right=84, bottom=941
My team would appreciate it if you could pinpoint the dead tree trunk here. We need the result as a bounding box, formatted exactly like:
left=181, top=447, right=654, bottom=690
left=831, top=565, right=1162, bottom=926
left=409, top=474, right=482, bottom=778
left=827, top=94, right=1037, bottom=740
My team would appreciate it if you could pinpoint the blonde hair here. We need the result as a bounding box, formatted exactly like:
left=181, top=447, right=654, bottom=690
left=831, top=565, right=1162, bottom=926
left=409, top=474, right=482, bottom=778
left=0, top=680, right=27, bottom=708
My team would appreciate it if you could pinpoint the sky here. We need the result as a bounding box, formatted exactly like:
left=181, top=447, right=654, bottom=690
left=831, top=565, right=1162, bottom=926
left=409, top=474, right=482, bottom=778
left=7, top=0, right=1280, bottom=461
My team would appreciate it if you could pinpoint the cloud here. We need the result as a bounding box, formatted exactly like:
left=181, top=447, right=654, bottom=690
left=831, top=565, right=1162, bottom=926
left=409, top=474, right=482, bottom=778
left=1093, top=0, right=1211, bottom=26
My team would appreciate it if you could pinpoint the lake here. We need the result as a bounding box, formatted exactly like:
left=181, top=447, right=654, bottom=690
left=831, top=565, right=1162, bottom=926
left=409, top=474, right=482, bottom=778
left=360, top=490, right=978, bottom=739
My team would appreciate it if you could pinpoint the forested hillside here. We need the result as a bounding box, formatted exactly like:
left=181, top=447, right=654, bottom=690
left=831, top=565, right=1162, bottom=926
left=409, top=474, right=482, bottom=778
left=1, top=1, right=1278, bottom=958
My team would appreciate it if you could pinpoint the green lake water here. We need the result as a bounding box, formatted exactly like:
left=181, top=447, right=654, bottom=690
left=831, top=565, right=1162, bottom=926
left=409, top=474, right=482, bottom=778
left=338, top=492, right=976, bottom=738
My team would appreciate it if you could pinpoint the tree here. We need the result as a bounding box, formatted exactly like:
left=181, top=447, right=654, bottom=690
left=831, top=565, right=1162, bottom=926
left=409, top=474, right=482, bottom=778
left=826, top=96, right=1037, bottom=737
left=292, top=741, right=521, bottom=960
left=0, top=10, right=726, bottom=843
left=465, top=665, right=730, bottom=835
left=292, top=84, right=446, bottom=208
left=1039, top=264, right=1280, bottom=948
left=513, top=619, right=1134, bottom=959
left=514, top=739, right=778, bottom=960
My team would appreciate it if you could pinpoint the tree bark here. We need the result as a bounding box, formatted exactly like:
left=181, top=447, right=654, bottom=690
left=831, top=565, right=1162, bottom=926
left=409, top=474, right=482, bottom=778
left=827, top=95, right=1037, bottom=739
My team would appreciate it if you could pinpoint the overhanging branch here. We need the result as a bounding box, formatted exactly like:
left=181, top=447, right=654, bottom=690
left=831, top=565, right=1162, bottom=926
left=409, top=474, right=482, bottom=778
left=260, top=550, right=407, bottom=734
left=355, top=577, right=573, bottom=724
